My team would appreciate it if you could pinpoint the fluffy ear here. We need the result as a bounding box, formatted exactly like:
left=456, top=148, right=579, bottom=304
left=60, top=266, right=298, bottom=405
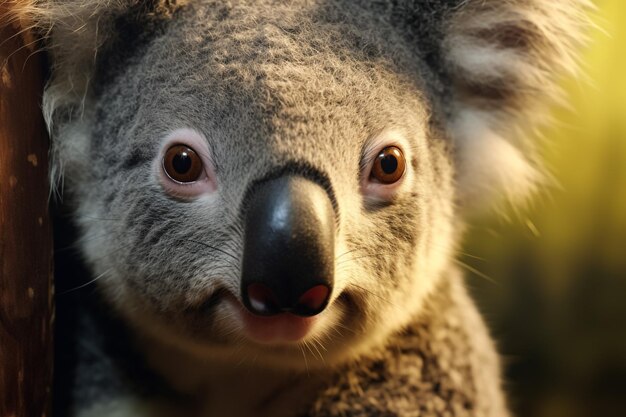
left=5, top=0, right=186, bottom=190
left=441, top=0, right=592, bottom=210
left=8, top=0, right=186, bottom=125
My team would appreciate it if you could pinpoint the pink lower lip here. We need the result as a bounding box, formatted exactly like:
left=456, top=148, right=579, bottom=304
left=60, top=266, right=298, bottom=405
left=240, top=308, right=317, bottom=344
left=222, top=293, right=318, bottom=343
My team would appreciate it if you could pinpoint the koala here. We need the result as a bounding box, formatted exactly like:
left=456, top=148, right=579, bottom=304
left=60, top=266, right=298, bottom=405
left=13, top=0, right=589, bottom=416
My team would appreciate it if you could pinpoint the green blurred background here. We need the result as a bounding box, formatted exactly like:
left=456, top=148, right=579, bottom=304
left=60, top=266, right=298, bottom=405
left=463, top=1, right=626, bottom=416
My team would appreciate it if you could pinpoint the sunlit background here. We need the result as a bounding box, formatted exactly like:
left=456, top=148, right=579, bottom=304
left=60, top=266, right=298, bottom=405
left=463, top=1, right=626, bottom=417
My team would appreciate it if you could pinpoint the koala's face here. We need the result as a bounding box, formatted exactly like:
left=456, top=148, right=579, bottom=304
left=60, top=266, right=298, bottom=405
left=69, top=2, right=455, bottom=368
left=42, top=0, right=587, bottom=369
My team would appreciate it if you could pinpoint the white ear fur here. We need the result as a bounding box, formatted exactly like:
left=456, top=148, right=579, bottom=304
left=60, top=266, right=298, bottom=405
left=6, top=1, right=187, bottom=195
left=9, top=1, right=134, bottom=122
left=450, top=108, right=542, bottom=210
left=8, top=1, right=187, bottom=128
left=443, top=0, right=593, bottom=211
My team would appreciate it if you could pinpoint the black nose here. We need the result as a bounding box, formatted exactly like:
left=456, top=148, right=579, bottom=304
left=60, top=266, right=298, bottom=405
left=241, top=176, right=335, bottom=317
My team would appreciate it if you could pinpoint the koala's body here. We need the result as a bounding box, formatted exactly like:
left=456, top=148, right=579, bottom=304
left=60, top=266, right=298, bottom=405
left=14, top=0, right=589, bottom=416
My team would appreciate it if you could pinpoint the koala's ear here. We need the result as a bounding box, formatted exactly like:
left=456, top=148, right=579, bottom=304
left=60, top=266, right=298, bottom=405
left=439, top=0, right=592, bottom=210
left=7, top=1, right=187, bottom=192
left=17, top=1, right=186, bottom=124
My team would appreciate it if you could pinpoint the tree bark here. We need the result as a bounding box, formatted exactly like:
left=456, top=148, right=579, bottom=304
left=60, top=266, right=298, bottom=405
left=0, top=6, right=54, bottom=417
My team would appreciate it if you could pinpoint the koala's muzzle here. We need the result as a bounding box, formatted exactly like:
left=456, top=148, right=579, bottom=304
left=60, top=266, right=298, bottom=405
left=241, top=176, right=335, bottom=317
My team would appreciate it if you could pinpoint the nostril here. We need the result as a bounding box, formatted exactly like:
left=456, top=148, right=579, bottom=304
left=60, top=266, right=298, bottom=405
left=245, top=283, right=280, bottom=316
left=293, top=284, right=331, bottom=317
left=244, top=283, right=332, bottom=317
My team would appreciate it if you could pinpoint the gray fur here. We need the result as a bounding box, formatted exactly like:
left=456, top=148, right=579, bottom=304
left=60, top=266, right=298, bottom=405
left=14, top=0, right=590, bottom=415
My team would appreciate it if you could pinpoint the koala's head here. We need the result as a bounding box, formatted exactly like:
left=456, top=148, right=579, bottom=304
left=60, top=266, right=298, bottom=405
left=26, top=0, right=589, bottom=368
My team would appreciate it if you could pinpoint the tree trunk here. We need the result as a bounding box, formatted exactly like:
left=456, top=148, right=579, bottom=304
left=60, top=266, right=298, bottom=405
left=0, top=6, right=54, bottom=417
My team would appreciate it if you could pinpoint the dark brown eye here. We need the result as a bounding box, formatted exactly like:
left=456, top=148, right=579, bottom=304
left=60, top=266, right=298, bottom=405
left=370, top=146, right=406, bottom=184
left=163, top=144, right=203, bottom=183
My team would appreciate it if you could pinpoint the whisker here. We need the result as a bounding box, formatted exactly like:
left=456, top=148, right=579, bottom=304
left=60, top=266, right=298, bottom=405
left=333, top=321, right=357, bottom=336
left=59, top=268, right=112, bottom=295
left=335, top=248, right=361, bottom=261
left=348, top=283, right=397, bottom=307
left=75, top=215, right=124, bottom=222
left=309, top=337, right=326, bottom=363
left=453, top=259, right=499, bottom=285
left=336, top=253, right=388, bottom=267
left=299, top=344, right=310, bottom=376
left=329, top=326, right=345, bottom=339
left=176, top=239, right=240, bottom=263
left=228, top=336, right=247, bottom=362
left=175, top=239, right=241, bottom=269
left=312, top=335, right=328, bottom=352
left=302, top=340, right=319, bottom=362
left=458, top=251, right=486, bottom=261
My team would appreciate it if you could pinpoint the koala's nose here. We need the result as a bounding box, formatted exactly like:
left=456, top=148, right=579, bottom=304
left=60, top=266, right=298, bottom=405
left=241, top=176, right=335, bottom=317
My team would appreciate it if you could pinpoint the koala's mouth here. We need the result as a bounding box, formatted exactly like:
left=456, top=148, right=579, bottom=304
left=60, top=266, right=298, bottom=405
left=222, top=293, right=320, bottom=344
left=240, top=307, right=317, bottom=343
left=173, top=288, right=358, bottom=367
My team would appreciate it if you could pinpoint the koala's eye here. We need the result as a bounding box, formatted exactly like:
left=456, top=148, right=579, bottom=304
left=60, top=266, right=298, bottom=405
left=370, top=146, right=406, bottom=184
left=163, top=145, right=203, bottom=183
